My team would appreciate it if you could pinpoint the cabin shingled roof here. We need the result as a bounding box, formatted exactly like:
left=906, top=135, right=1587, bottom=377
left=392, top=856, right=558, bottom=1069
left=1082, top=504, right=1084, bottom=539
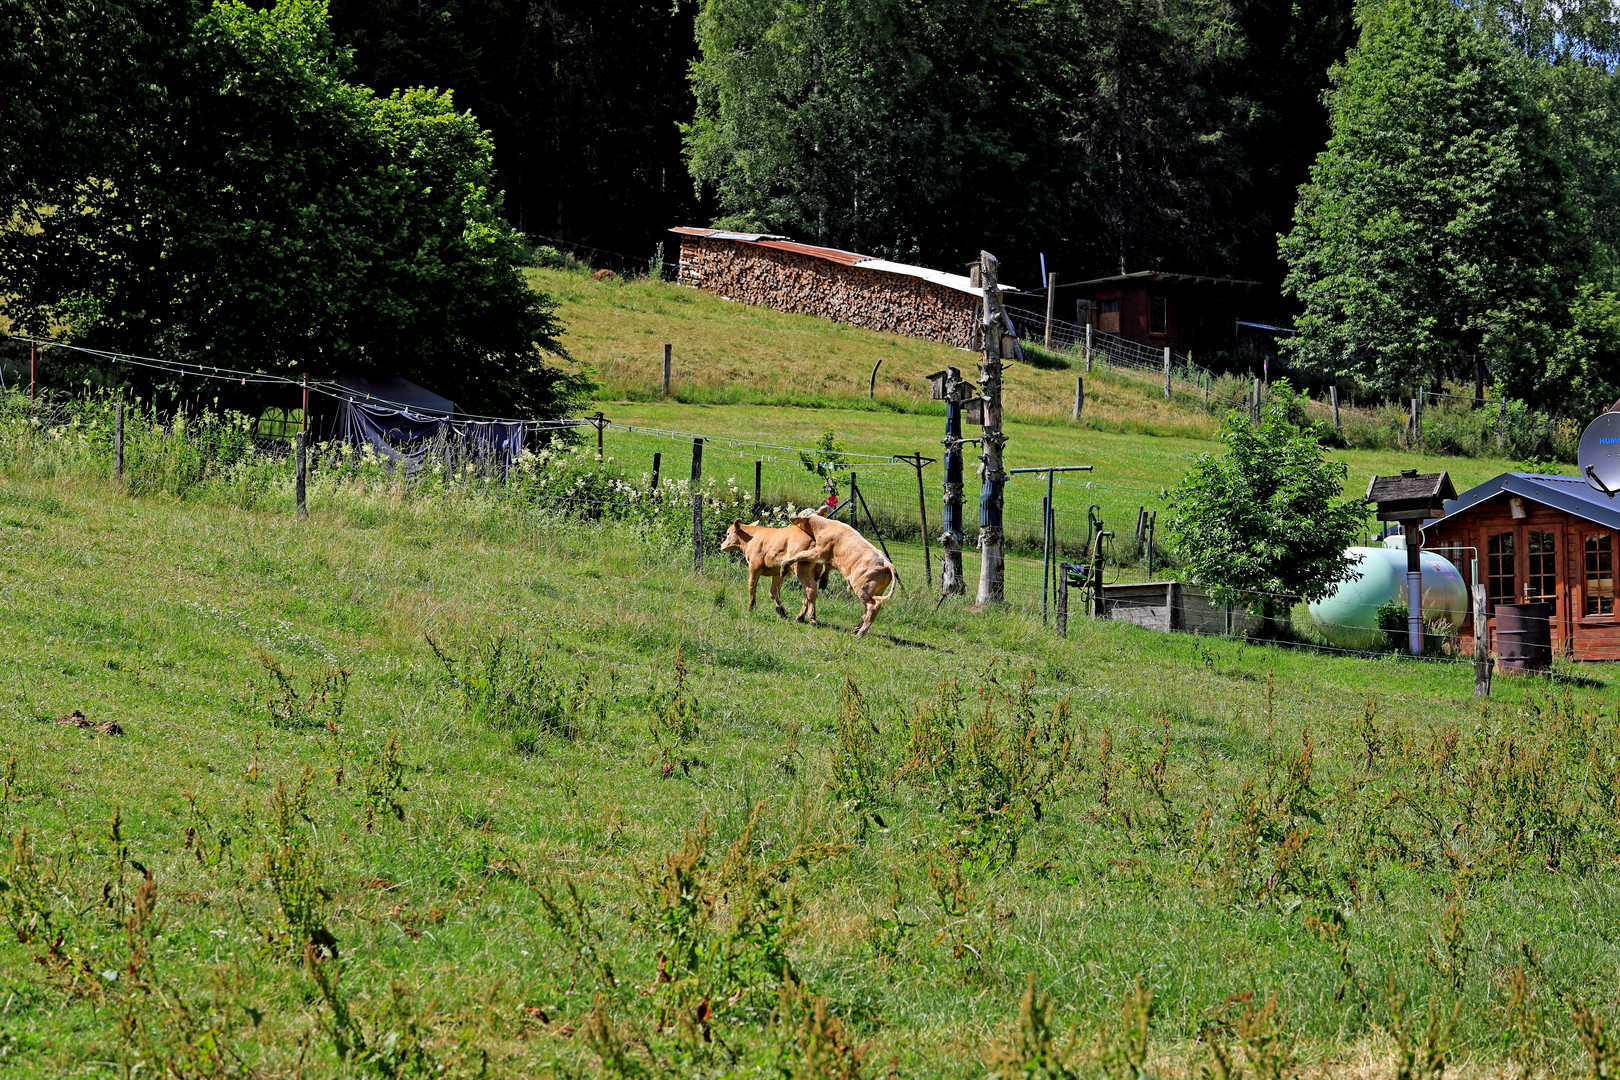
left=1426, top=472, right=1620, bottom=532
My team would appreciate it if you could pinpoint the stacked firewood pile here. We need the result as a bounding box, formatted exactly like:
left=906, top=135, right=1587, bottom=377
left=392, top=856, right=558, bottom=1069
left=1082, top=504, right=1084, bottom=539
left=677, top=237, right=976, bottom=348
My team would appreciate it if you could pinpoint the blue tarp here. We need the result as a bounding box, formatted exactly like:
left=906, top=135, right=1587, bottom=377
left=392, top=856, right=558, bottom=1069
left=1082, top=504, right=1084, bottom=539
left=334, top=374, right=527, bottom=473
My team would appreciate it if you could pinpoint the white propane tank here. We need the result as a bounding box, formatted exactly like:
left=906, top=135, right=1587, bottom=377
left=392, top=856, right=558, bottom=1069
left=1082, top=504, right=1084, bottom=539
left=1306, top=546, right=1469, bottom=649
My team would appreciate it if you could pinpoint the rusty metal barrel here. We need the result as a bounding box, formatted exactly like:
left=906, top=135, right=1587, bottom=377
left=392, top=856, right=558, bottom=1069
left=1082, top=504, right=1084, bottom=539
left=1495, top=602, right=1553, bottom=673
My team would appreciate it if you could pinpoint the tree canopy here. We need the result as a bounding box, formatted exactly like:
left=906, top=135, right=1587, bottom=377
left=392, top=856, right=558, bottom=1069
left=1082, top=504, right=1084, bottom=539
left=681, top=0, right=1353, bottom=283
left=1280, top=0, right=1620, bottom=415
left=0, top=0, right=585, bottom=418
left=1166, top=383, right=1368, bottom=619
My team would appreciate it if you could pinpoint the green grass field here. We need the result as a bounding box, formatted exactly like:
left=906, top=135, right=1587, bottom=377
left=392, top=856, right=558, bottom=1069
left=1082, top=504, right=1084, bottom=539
left=2, top=414, right=1618, bottom=1077
left=0, top=275, right=1612, bottom=1078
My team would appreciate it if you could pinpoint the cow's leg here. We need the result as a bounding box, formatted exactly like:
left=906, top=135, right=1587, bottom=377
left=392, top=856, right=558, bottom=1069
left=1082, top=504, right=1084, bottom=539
left=794, top=564, right=819, bottom=624
left=769, top=570, right=789, bottom=617
left=747, top=562, right=763, bottom=611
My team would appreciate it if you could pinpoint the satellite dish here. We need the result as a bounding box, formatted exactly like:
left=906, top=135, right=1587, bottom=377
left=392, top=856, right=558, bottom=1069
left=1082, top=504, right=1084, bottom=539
left=1578, top=411, right=1620, bottom=497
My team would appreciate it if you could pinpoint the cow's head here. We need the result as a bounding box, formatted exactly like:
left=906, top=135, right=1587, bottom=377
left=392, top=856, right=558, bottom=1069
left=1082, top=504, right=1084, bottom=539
left=790, top=508, right=822, bottom=536
left=720, top=519, right=751, bottom=553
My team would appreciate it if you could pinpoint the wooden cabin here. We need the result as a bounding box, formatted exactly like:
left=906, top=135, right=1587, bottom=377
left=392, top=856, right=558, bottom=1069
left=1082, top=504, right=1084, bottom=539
left=1067, top=271, right=1261, bottom=356
left=1424, top=473, right=1620, bottom=660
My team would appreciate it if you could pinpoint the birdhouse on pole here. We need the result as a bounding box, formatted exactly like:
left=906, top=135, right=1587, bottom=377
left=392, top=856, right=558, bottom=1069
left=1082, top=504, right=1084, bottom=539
left=1366, top=469, right=1457, bottom=655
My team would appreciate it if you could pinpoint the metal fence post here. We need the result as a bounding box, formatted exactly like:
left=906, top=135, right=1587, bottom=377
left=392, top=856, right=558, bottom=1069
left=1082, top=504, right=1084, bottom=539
left=691, top=438, right=703, bottom=572
left=113, top=402, right=124, bottom=482
left=295, top=431, right=308, bottom=521
left=849, top=471, right=859, bottom=528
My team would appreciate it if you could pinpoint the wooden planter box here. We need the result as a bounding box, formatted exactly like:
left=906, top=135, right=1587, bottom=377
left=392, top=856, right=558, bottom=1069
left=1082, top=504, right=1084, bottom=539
left=1098, top=581, right=1268, bottom=636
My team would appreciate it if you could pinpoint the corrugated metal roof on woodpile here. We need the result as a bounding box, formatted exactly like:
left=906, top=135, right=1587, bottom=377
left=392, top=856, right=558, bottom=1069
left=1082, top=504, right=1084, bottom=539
left=670, top=226, right=870, bottom=266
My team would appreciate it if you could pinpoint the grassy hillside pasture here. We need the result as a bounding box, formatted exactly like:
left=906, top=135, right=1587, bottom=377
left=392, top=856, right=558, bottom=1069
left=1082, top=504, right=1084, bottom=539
left=531, top=267, right=1224, bottom=438
left=2, top=429, right=1618, bottom=1077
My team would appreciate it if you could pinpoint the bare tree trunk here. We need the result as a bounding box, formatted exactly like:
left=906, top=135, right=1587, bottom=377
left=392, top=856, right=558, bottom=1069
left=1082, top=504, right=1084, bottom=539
left=976, top=251, right=1007, bottom=605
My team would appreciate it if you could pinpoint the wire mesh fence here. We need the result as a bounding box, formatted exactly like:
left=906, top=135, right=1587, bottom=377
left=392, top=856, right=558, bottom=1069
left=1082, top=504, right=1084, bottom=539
left=4, top=386, right=1572, bottom=675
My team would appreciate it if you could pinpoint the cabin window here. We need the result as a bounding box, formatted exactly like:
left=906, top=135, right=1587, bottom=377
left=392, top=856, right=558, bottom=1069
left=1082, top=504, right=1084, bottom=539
left=1149, top=296, right=1168, bottom=336
left=1586, top=533, right=1615, bottom=615
left=1098, top=298, right=1121, bottom=335
left=1435, top=541, right=1469, bottom=581
left=1527, top=531, right=1557, bottom=603
left=1487, top=531, right=1515, bottom=612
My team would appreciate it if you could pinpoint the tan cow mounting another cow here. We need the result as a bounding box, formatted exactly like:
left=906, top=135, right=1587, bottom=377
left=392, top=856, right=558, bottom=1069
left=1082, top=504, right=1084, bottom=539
left=780, top=508, right=899, bottom=637
left=720, top=518, right=831, bottom=623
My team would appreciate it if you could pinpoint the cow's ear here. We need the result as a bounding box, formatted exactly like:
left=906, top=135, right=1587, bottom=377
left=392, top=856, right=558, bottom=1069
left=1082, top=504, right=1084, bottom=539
left=731, top=518, right=743, bottom=527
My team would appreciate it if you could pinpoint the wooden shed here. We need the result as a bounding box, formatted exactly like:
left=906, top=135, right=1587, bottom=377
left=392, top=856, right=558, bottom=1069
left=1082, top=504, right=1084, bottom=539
left=1423, top=472, right=1620, bottom=660
left=1065, top=271, right=1261, bottom=356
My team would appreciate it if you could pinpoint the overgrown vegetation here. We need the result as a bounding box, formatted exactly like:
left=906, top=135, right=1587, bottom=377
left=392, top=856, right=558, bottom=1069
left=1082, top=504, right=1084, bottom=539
left=3, top=410, right=1620, bottom=1076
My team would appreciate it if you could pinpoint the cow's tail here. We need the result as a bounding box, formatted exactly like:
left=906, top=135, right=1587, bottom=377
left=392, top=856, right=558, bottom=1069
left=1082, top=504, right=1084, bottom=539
left=874, top=565, right=900, bottom=607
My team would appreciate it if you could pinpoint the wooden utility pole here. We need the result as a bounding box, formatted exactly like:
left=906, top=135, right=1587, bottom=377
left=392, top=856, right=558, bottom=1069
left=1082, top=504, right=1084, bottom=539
left=1330, top=385, right=1341, bottom=429
left=940, top=365, right=967, bottom=596
left=976, top=251, right=1008, bottom=605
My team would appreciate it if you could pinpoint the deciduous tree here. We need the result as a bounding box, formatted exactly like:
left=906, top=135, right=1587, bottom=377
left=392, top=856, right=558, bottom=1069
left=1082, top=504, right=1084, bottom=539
left=0, top=0, right=585, bottom=418
left=1167, top=382, right=1367, bottom=631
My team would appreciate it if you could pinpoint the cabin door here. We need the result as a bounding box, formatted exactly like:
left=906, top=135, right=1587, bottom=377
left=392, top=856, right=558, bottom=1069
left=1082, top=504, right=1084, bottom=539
left=1483, top=526, right=1564, bottom=652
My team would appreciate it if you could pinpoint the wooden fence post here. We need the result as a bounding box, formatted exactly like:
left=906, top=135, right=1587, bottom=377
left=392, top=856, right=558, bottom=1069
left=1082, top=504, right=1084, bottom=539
left=1202, top=371, right=1209, bottom=408
left=691, top=438, right=704, bottom=572
left=849, top=471, right=859, bottom=528
left=1163, top=347, right=1171, bottom=399
left=1330, top=385, right=1341, bottom=428
left=1044, top=272, right=1057, bottom=349
left=1085, top=324, right=1093, bottom=372
left=295, top=431, right=308, bottom=521
left=1252, top=378, right=1261, bottom=420
left=1473, top=584, right=1491, bottom=697
left=753, top=460, right=762, bottom=514
left=651, top=451, right=661, bottom=491
left=113, top=402, right=124, bottom=482
left=1411, top=397, right=1422, bottom=446
left=1073, top=377, right=1084, bottom=421
left=663, top=344, right=672, bottom=396
left=1497, top=399, right=1507, bottom=454
left=1056, top=566, right=1069, bottom=637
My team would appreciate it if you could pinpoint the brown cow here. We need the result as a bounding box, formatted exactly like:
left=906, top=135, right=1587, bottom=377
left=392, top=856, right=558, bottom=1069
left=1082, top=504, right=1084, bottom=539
left=720, top=519, right=829, bottom=623
left=781, top=510, right=899, bottom=637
